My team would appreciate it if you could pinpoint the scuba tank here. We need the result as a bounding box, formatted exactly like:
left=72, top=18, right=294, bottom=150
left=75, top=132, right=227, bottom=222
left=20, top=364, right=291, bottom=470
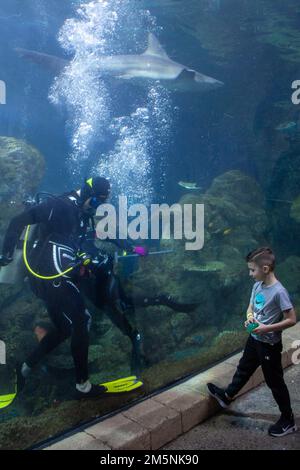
left=0, top=193, right=50, bottom=287
left=0, top=228, right=31, bottom=286
left=0, top=192, right=93, bottom=286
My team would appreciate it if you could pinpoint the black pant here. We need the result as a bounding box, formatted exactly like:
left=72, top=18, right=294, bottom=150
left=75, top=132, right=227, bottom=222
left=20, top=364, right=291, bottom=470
left=226, top=335, right=292, bottom=418
left=27, top=278, right=91, bottom=384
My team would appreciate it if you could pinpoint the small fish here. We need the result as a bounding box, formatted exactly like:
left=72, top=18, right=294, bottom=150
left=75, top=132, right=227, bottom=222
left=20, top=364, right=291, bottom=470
left=208, top=222, right=214, bottom=228
left=178, top=181, right=202, bottom=190
left=275, top=121, right=297, bottom=133
left=223, top=228, right=232, bottom=236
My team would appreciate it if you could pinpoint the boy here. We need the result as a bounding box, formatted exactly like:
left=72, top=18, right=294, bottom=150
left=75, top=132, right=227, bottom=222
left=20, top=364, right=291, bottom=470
left=207, top=247, right=297, bottom=437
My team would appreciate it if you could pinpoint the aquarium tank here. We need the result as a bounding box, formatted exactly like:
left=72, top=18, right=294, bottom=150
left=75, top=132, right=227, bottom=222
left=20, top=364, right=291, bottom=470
left=0, top=0, right=300, bottom=450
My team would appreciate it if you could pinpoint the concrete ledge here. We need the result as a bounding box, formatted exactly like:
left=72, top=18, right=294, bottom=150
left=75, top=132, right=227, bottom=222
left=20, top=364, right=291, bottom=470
left=152, top=387, right=217, bottom=433
left=122, top=398, right=181, bottom=449
left=86, top=414, right=151, bottom=450
left=45, top=323, right=300, bottom=450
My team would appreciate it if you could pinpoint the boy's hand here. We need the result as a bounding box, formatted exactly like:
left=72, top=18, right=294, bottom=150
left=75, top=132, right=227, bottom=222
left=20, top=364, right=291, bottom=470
left=244, top=317, right=255, bottom=328
left=248, top=320, right=269, bottom=335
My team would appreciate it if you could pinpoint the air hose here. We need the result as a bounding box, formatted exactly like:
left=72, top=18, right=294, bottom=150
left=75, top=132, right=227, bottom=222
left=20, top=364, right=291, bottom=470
left=23, top=225, right=91, bottom=280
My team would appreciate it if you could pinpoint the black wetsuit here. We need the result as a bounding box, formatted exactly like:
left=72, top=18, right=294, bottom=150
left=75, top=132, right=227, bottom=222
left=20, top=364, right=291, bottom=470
left=2, top=192, right=197, bottom=382
left=2, top=193, right=95, bottom=383
left=2, top=192, right=139, bottom=383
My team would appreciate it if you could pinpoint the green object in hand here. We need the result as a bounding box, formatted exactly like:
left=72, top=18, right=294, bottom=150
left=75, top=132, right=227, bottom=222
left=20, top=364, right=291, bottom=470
left=246, top=322, right=259, bottom=333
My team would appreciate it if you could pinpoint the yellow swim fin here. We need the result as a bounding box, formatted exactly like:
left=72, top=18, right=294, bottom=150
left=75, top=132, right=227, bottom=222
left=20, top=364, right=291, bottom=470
left=0, top=391, right=17, bottom=410
left=100, top=376, right=143, bottom=393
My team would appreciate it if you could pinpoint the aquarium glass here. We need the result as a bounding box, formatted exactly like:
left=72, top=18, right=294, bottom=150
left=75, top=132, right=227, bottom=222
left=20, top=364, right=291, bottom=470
left=0, top=0, right=300, bottom=449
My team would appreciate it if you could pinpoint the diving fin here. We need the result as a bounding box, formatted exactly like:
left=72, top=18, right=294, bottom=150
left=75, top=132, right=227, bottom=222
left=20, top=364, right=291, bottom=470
left=100, top=376, right=144, bottom=393
left=0, top=391, right=17, bottom=410
left=76, top=376, right=144, bottom=400
left=0, top=381, right=17, bottom=411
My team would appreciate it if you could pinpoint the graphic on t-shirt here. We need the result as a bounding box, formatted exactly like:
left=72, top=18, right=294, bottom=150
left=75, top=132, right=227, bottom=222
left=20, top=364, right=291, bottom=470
left=254, top=292, right=266, bottom=310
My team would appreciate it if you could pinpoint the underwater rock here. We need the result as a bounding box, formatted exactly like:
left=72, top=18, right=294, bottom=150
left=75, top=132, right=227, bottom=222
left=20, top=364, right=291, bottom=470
left=254, top=7, right=300, bottom=64
left=183, top=260, right=226, bottom=273
left=206, top=170, right=264, bottom=208
left=267, top=148, right=300, bottom=257
left=0, top=137, right=45, bottom=236
left=0, top=293, right=46, bottom=365
left=212, top=330, right=247, bottom=353
left=178, top=193, right=204, bottom=206
left=170, top=312, right=194, bottom=343
left=46, top=352, right=74, bottom=371
left=277, top=256, right=300, bottom=296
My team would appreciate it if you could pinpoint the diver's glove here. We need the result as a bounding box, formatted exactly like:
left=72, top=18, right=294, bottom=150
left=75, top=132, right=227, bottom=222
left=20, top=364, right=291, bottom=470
left=0, top=255, right=13, bottom=267
left=132, top=246, right=148, bottom=256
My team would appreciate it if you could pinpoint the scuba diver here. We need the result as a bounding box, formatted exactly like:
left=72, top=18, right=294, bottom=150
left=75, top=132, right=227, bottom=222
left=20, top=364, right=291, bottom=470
left=0, top=176, right=197, bottom=400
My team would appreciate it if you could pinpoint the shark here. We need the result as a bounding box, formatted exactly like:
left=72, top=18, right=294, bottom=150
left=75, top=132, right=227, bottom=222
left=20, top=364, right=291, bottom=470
left=15, top=33, right=224, bottom=93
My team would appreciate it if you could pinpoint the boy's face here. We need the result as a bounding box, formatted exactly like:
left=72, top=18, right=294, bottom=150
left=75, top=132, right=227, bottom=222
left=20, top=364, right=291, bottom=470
left=247, top=261, right=270, bottom=281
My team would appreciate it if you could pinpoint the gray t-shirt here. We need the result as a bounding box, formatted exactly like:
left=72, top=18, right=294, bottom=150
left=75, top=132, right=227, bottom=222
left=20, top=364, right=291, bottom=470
left=250, top=281, right=293, bottom=344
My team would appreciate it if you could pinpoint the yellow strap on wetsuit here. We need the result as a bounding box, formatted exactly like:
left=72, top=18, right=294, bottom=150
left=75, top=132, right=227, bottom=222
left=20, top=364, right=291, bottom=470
left=23, top=225, right=77, bottom=280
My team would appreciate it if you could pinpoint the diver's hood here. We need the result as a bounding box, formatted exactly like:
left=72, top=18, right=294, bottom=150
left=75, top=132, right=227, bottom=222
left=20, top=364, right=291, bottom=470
left=79, top=177, right=111, bottom=205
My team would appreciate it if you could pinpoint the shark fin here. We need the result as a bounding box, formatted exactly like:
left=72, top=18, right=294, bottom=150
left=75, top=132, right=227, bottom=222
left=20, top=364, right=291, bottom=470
left=176, top=68, right=196, bottom=81
left=143, top=33, right=170, bottom=59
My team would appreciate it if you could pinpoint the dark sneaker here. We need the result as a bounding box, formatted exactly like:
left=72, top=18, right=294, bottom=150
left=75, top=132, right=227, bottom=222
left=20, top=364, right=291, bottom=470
left=268, top=414, right=297, bottom=437
left=207, top=383, right=232, bottom=408
left=75, top=384, right=107, bottom=400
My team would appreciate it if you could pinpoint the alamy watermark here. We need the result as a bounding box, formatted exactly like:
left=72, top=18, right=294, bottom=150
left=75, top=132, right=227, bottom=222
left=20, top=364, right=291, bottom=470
left=291, top=340, right=300, bottom=365
left=291, top=80, right=300, bottom=105
left=0, top=340, right=6, bottom=365
left=0, top=80, right=6, bottom=105
left=96, top=196, right=205, bottom=251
